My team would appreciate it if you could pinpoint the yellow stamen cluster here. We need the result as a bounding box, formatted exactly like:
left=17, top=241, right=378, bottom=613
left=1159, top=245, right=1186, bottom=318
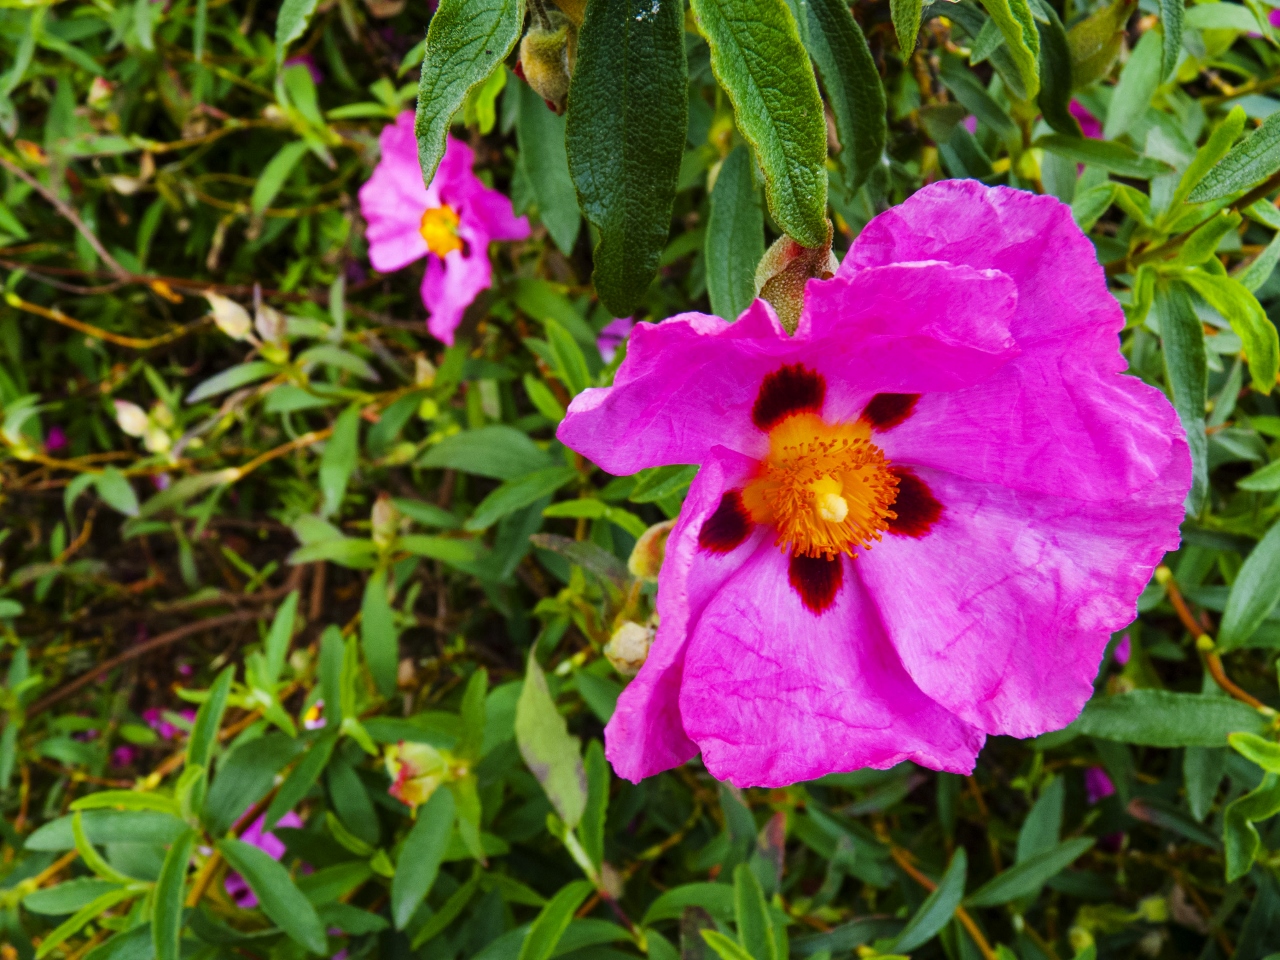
left=419, top=204, right=464, bottom=257
left=742, top=413, right=899, bottom=559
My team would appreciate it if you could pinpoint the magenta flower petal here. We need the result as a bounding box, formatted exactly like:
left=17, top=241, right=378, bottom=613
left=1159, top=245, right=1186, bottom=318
left=1069, top=100, right=1104, bottom=140
left=1086, top=766, right=1116, bottom=804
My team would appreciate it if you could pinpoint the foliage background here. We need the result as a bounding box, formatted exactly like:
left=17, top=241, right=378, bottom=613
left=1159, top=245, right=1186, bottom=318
left=3, top=0, right=1280, bottom=958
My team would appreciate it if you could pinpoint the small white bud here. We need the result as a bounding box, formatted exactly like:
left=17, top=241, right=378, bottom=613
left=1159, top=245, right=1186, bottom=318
left=255, top=303, right=287, bottom=345
left=113, top=400, right=148, bottom=437
left=604, top=621, right=653, bottom=677
left=205, top=292, right=252, bottom=340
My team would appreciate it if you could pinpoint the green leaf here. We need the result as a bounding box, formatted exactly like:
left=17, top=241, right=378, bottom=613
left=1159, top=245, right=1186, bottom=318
left=1179, top=211, right=1243, bottom=265
left=804, top=0, right=885, bottom=192
left=415, top=0, right=525, bottom=185
left=1034, top=0, right=1079, bottom=136
left=204, top=733, right=303, bottom=835
left=641, top=883, right=737, bottom=925
left=1238, top=458, right=1280, bottom=491
left=94, top=468, right=139, bottom=517
left=217, top=838, right=328, bottom=953
left=319, top=405, right=361, bottom=518
left=1239, top=228, right=1280, bottom=293
left=1035, top=133, right=1172, bottom=178
left=1230, top=732, right=1280, bottom=773
left=465, top=466, right=578, bottom=532
left=264, top=730, right=338, bottom=831
left=188, top=665, right=234, bottom=770
left=186, top=361, right=277, bottom=404
left=1154, top=281, right=1208, bottom=513
left=1189, top=111, right=1280, bottom=204
left=1224, top=773, right=1280, bottom=881
left=153, top=829, right=196, bottom=960
left=706, top=145, right=765, bottom=322
left=939, top=55, right=1019, bottom=149
left=1219, top=521, right=1280, bottom=650
left=565, top=0, right=687, bottom=316
left=544, top=320, right=592, bottom=396
left=890, top=0, right=923, bottom=54
left=26, top=810, right=189, bottom=851
left=1179, top=272, right=1278, bottom=393
left=274, top=0, right=320, bottom=66
left=391, top=787, right=456, bottom=929
left=518, top=880, right=593, bottom=960
left=392, top=497, right=462, bottom=529
left=523, top=373, right=566, bottom=422
left=1017, top=777, right=1065, bottom=863
left=396, top=535, right=481, bottom=566
left=264, top=590, right=299, bottom=688
left=965, top=837, right=1093, bottom=907
left=978, top=0, right=1040, bottom=100
left=701, top=929, right=757, bottom=960
left=1171, top=106, right=1246, bottom=212
left=251, top=141, right=309, bottom=215
left=410, top=869, right=482, bottom=947
left=362, top=568, right=399, bottom=697
left=1070, top=690, right=1270, bottom=746
left=70, top=791, right=181, bottom=816
left=516, top=81, right=582, bottom=256
left=579, top=740, right=609, bottom=872
left=1159, top=0, right=1183, bottom=81
left=894, top=848, right=967, bottom=952
left=23, top=879, right=119, bottom=916
left=515, top=649, right=587, bottom=828
left=419, top=425, right=555, bottom=480
left=733, top=864, right=777, bottom=960
left=1102, top=26, right=1160, bottom=140
left=689, top=0, right=828, bottom=246
left=35, top=886, right=138, bottom=960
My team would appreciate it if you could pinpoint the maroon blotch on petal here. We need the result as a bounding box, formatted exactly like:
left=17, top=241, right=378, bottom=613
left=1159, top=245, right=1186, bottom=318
left=788, top=553, right=843, bottom=614
left=861, top=393, right=920, bottom=431
left=752, top=364, right=825, bottom=431
left=698, top=490, right=752, bottom=554
left=886, top=468, right=942, bottom=538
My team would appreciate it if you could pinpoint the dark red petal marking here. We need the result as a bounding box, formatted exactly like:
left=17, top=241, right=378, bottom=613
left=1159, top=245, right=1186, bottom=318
left=886, top=467, right=942, bottom=538
left=789, top=553, right=843, bottom=614
left=698, top=490, right=752, bottom=554
left=752, top=364, right=826, bottom=431
left=861, top=393, right=920, bottom=431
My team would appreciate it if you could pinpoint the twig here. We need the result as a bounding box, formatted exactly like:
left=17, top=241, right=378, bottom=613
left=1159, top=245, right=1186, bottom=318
left=890, top=847, right=997, bottom=960
left=4, top=292, right=208, bottom=351
left=0, top=155, right=129, bottom=279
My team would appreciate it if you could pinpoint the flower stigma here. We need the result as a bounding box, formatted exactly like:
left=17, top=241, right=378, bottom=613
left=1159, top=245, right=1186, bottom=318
left=419, top=205, right=464, bottom=257
left=741, top=412, right=898, bottom=559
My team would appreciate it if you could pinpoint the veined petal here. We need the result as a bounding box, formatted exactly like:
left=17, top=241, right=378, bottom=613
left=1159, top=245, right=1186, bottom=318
left=420, top=235, right=493, bottom=345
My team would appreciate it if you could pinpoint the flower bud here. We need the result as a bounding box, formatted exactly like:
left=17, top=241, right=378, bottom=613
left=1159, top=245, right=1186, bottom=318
left=371, top=494, right=400, bottom=550
left=255, top=303, right=288, bottom=345
left=754, top=220, right=837, bottom=334
left=604, top=621, right=653, bottom=677
left=414, top=355, right=437, bottom=387
left=113, top=400, right=148, bottom=438
left=205, top=292, right=252, bottom=340
left=385, top=741, right=468, bottom=811
left=517, top=12, right=577, bottom=114
left=627, top=520, right=676, bottom=582
left=88, top=77, right=114, bottom=110
left=144, top=425, right=172, bottom=455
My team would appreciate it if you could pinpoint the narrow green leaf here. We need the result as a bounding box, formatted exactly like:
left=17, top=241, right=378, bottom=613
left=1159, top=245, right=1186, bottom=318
left=1224, top=774, right=1280, bottom=881
left=1179, top=272, right=1278, bottom=393
left=544, top=319, right=592, bottom=396
left=251, top=141, right=309, bottom=215
left=217, top=838, right=328, bottom=953
left=264, top=730, right=338, bottom=831
left=1017, top=777, right=1065, bottom=863
left=978, top=0, right=1041, bottom=99
left=641, top=883, right=737, bottom=925
left=516, top=81, right=582, bottom=256
left=153, top=830, right=196, bottom=960
left=733, top=864, right=777, bottom=960
left=1171, top=107, right=1246, bottom=212
left=689, top=0, right=828, bottom=246
left=804, top=0, right=885, bottom=192
left=465, top=466, right=578, bottom=532
left=1238, top=458, right=1280, bottom=491
left=701, top=929, right=757, bottom=960
left=204, top=734, right=303, bottom=835
left=1159, top=0, right=1183, bottom=81
left=186, top=361, right=277, bottom=404
left=361, top=568, right=399, bottom=697
left=515, top=649, right=587, bottom=828
left=1239, top=229, right=1280, bottom=293
left=35, top=887, right=138, bottom=960
left=71, top=791, right=180, bottom=816
left=1189, top=111, right=1280, bottom=204
left=705, top=145, right=765, bottom=321
left=565, top=0, right=687, bottom=316
left=419, top=424, right=555, bottom=480
left=23, top=879, right=119, bottom=916
left=319, top=405, right=361, bottom=518
left=415, top=0, right=525, bottom=185
left=965, top=838, right=1093, bottom=907
left=1102, top=26, right=1161, bottom=140
left=274, top=0, right=319, bottom=66
left=1034, top=0, right=1079, bottom=136
left=264, top=590, right=299, bottom=688
left=391, top=787, right=456, bottom=929
left=410, top=868, right=481, bottom=947
left=94, top=468, right=139, bottom=517
left=517, top=880, right=593, bottom=960
left=1230, top=732, right=1280, bottom=773
left=1071, top=690, right=1269, bottom=746
left=1154, top=281, right=1208, bottom=512
left=580, top=739, right=609, bottom=872
left=890, top=0, right=923, bottom=54
left=1179, top=211, right=1243, bottom=265
left=1219, top=521, right=1280, bottom=650
left=188, top=665, right=234, bottom=770
left=1036, top=133, right=1171, bottom=178
left=894, top=848, right=967, bottom=952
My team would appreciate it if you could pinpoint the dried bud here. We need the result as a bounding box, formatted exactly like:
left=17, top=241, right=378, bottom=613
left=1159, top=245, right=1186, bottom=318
left=87, top=77, right=114, bottom=109
left=205, top=292, right=252, bottom=340
left=371, top=494, right=401, bottom=550
left=385, top=741, right=468, bottom=811
left=517, top=12, right=577, bottom=114
left=604, top=621, right=653, bottom=677
left=628, top=520, right=676, bottom=582
left=113, top=400, right=148, bottom=438
left=255, top=303, right=288, bottom=345
left=754, top=220, right=837, bottom=334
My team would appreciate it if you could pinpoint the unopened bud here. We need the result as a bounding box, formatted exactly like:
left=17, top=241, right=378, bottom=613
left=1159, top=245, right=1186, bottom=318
left=628, top=520, right=676, bottom=582
left=143, top=425, right=172, bottom=454
left=205, top=292, right=252, bottom=340
left=151, top=403, right=174, bottom=429
left=255, top=303, right=287, bottom=345
left=87, top=77, right=114, bottom=109
left=755, top=220, right=837, bottom=334
left=605, top=621, right=653, bottom=677
left=372, top=494, right=400, bottom=550
left=517, top=12, right=576, bottom=114
left=414, top=355, right=437, bottom=387
left=113, top=400, right=148, bottom=437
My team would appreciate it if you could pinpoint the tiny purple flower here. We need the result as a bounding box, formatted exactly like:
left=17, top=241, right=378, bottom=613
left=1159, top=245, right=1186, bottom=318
left=597, top=318, right=635, bottom=363
left=1114, top=633, right=1131, bottom=666
left=45, top=426, right=67, bottom=452
left=111, top=746, right=136, bottom=768
left=1086, top=766, right=1116, bottom=805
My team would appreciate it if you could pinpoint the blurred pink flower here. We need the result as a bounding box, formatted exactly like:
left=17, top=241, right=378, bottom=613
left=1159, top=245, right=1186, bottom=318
left=144, top=707, right=196, bottom=740
left=111, top=746, right=136, bottom=768
left=225, top=812, right=304, bottom=908
left=558, top=180, right=1190, bottom=788
left=1114, top=632, right=1131, bottom=665
left=359, top=112, right=529, bottom=344
left=1272, top=8, right=1280, bottom=27
left=1086, top=766, right=1116, bottom=804
left=45, top=426, right=67, bottom=452
left=153, top=473, right=171, bottom=491
left=963, top=115, right=978, bottom=135
left=597, top=317, right=635, bottom=362
left=1069, top=100, right=1103, bottom=139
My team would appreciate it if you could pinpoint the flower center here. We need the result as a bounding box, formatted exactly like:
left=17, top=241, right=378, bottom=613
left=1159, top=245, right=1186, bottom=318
left=419, top=205, right=463, bottom=257
left=741, top=412, right=899, bottom=559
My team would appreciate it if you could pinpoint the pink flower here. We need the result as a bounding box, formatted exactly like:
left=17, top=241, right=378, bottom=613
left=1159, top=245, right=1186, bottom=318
left=1085, top=766, right=1116, bottom=805
left=1069, top=100, right=1103, bottom=140
left=45, top=426, right=67, bottom=452
left=358, top=112, right=529, bottom=344
left=111, top=746, right=136, bottom=768
left=144, top=707, right=196, bottom=740
left=1271, top=7, right=1280, bottom=27
left=963, top=115, right=978, bottom=135
left=557, top=180, right=1190, bottom=788
left=225, top=812, right=303, bottom=908
left=598, top=317, right=635, bottom=362
left=1114, top=633, right=1131, bottom=666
